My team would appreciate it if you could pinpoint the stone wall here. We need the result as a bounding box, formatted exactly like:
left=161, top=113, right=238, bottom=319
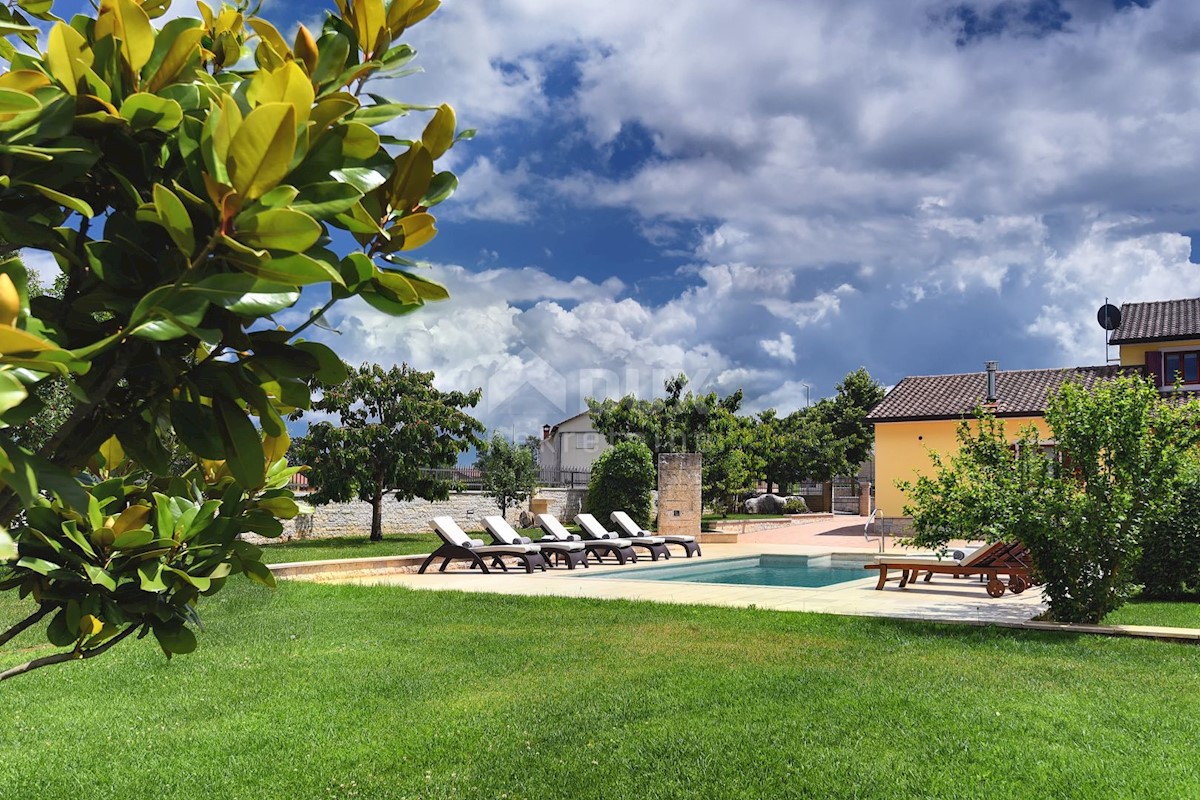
left=875, top=516, right=915, bottom=537
left=271, top=487, right=588, bottom=542
left=657, top=452, right=701, bottom=538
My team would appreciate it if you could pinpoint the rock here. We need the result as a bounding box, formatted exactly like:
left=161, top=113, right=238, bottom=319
left=744, top=494, right=809, bottom=515
left=744, top=493, right=788, bottom=514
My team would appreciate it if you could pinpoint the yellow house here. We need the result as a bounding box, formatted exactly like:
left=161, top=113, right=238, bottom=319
left=867, top=296, right=1200, bottom=535
left=866, top=362, right=1122, bottom=535
left=1109, top=298, right=1200, bottom=384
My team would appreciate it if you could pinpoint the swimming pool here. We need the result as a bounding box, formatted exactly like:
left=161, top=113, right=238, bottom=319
left=581, top=554, right=872, bottom=589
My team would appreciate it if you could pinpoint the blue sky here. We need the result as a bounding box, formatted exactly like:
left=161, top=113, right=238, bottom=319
left=25, top=0, right=1200, bottom=439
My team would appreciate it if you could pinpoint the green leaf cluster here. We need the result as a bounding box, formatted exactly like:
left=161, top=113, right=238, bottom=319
left=0, top=0, right=465, bottom=675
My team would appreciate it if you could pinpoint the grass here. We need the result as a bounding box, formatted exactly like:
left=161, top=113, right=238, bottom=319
left=2, top=581, right=1199, bottom=799
left=1102, top=597, right=1200, bottom=629
left=259, top=533, right=441, bottom=564
left=259, top=528, right=550, bottom=564
left=702, top=512, right=806, bottom=521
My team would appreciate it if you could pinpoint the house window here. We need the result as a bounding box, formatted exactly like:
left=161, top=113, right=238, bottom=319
left=1163, top=351, right=1200, bottom=384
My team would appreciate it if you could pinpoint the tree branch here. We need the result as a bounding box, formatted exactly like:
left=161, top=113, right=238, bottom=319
left=0, top=605, right=51, bottom=648
left=0, top=624, right=137, bottom=682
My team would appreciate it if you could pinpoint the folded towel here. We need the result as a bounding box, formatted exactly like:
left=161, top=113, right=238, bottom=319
left=516, top=536, right=533, bottom=544
left=464, top=538, right=485, bottom=548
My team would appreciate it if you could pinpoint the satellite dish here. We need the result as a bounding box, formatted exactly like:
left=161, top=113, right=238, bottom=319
left=1097, top=304, right=1121, bottom=331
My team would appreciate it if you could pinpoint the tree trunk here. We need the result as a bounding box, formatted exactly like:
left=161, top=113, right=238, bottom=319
left=370, top=490, right=383, bottom=542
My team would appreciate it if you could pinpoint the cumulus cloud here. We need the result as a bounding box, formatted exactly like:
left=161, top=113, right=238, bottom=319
left=282, top=0, right=1200, bottom=433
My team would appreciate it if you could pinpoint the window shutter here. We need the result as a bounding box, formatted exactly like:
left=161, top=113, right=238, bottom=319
left=1146, top=351, right=1163, bottom=387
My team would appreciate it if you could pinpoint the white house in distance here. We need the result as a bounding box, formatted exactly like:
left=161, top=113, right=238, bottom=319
left=539, top=411, right=610, bottom=477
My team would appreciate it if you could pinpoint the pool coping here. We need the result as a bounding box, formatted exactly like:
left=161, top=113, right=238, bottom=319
left=272, top=543, right=1200, bottom=644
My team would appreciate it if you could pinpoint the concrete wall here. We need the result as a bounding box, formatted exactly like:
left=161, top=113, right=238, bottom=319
left=271, top=487, right=588, bottom=542
left=657, top=452, right=701, bottom=538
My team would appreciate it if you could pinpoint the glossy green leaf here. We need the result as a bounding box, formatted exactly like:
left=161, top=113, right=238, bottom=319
left=83, top=564, right=117, bottom=591
left=349, top=102, right=414, bottom=126
left=0, top=370, right=28, bottom=415
left=169, top=400, right=226, bottom=460
left=421, top=103, right=455, bottom=159
left=111, top=527, right=155, bottom=550
left=235, top=208, right=321, bottom=253
left=420, top=171, right=458, bottom=207
left=234, top=252, right=345, bottom=286
left=294, top=341, right=349, bottom=384
left=153, top=621, right=197, bottom=654
left=242, top=557, right=277, bottom=587
left=153, top=183, right=195, bottom=255
left=331, top=167, right=389, bottom=194
left=120, top=92, right=184, bottom=132
left=228, top=103, right=297, bottom=201
left=136, top=562, right=168, bottom=592
left=215, top=396, right=265, bottom=488
left=16, top=555, right=58, bottom=575
left=0, top=87, right=39, bottom=113
left=189, top=274, right=301, bottom=315
left=291, top=181, right=363, bottom=218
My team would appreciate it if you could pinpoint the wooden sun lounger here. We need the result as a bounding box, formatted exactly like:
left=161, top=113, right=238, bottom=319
left=864, top=541, right=1035, bottom=597
left=421, top=517, right=548, bottom=574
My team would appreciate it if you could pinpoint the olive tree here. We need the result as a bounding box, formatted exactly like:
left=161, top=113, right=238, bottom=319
left=0, top=0, right=465, bottom=677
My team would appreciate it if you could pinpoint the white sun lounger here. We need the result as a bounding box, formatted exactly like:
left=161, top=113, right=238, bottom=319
left=575, top=513, right=670, bottom=561
left=610, top=510, right=701, bottom=558
left=536, top=513, right=637, bottom=565
left=421, top=516, right=548, bottom=574
left=482, top=515, right=588, bottom=569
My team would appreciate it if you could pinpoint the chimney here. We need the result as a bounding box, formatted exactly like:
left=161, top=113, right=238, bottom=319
left=985, top=361, right=998, bottom=403
left=542, top=424, right=552, bottom=440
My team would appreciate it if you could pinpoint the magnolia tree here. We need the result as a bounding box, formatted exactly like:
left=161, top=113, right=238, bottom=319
left=0, top=0, right=464, bottom=678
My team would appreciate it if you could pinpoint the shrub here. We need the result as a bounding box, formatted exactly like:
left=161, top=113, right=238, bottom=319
left=1137, top=466, right=1200, bottom=599
left=783, top=497, right=809, bottom=514
left=587, top=440, right=656, bottom=529
left=903, top=376, right=1200, bottom=623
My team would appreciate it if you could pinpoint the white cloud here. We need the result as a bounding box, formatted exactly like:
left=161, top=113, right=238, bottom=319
left=281, top=0, right=1200, bottom=431
left=759, top=332, right=796, bottom=363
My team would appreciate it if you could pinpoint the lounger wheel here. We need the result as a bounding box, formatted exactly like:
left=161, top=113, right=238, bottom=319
left=986, top=578, right=1006, bottom=598
left=1008, top=575, right=1027, bottom=594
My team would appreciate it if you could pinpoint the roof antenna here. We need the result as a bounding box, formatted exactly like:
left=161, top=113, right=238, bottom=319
left=1096, top=299, right=1122, bottom=364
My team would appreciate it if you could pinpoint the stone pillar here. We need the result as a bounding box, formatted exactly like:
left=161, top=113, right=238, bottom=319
left=858, top=481, right=872, bottom=516
left=657, top=453, right=701, bottom=538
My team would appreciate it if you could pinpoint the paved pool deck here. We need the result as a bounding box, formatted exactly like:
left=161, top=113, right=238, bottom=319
left=299, top=540, right=1049, bottom=627
left=274, top=516, right=1200, bottom=641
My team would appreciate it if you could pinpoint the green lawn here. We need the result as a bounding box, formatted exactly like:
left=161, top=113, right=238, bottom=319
left=2, top=582, right=1199, bottom=799
left=702, top=512, right=805, bottom=521
left=1102, top=597, right=1200, bottom=629
left=259, top=533, right=442, bottom=563
left=259, top=528, right=550, bottom=564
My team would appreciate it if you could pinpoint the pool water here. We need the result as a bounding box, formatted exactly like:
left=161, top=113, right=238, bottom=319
left=582, top=554, right=870, bottom=589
